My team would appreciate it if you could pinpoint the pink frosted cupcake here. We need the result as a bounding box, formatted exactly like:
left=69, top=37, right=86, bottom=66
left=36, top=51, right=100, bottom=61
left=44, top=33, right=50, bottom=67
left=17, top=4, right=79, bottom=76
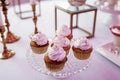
left=72, top=37, right=93, bottom=60
left=110, top=26, right=120, bottom=47
left=30, top=32, right=49, bottom=54
left=44, top=45, right=67, bottom=72
left=53, top=36, right=71, bottom=55
left=57, top=25, right=73, bottom=40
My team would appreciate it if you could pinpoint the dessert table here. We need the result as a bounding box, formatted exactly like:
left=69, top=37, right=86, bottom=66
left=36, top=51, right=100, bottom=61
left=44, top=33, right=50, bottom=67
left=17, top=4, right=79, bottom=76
left=0, top=0, right=120, bottom=80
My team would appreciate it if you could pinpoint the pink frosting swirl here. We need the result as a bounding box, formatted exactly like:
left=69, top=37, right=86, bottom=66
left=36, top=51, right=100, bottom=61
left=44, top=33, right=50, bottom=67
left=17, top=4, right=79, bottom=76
left=48, top=45, right=66, bottom=62
left=54, top=36, right=70, bottom=47
left=57, top=25, right=71, bottom=36
left=31, top=32, right=48, bottom=45
left=73, top=37, right=92, bottom=50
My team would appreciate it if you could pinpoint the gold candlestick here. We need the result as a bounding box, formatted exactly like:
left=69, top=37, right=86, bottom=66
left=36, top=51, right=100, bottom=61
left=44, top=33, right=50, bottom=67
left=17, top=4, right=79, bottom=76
left=0, top=26, right=15, bottom=59
left=32, top=4, right=38, bottom=34
left=1, top=0, right=20, bottom=43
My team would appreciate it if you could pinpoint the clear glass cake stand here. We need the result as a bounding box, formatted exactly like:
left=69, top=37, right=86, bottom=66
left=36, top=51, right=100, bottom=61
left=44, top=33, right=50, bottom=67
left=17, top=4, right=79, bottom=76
left=26, top=39, right=91, bottom=78
left=94, top=0, right=120, bottom=26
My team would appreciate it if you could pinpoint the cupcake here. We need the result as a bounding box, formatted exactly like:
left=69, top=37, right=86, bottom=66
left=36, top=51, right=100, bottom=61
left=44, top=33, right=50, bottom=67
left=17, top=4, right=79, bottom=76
left=53, top=36, right=71, bottom=55
left=110, top=26, right=120, bottom=46
left=72, top=37, right=93, bottom=60
left=30, top=32, right=49, bottom=54
left=44, top=45, right=67, bottom=72
left=57, top=25, right=73, bottom=40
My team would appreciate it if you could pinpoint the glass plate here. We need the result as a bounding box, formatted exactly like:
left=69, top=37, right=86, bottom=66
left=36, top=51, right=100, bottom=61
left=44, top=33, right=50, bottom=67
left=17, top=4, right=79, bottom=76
left=96, top=42, right=120, bottom=67
left=26, top=46, right=91, bottom=78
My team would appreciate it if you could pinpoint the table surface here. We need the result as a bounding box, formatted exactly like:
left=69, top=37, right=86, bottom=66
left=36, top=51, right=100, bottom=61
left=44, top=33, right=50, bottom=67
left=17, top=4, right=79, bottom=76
left=0, top=0, right=120, bottom=80
left=55, top=2, right=97, bottom=14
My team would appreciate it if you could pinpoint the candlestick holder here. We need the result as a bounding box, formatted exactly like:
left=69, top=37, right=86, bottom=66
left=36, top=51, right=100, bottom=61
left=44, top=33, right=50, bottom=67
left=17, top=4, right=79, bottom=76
left=13, top=0, right=41, bottom=19
left=32, top=4, right=38, bottom=34
left=1, top=0, right=20, bottom=43
left=0, top=26, right=15, bottom=59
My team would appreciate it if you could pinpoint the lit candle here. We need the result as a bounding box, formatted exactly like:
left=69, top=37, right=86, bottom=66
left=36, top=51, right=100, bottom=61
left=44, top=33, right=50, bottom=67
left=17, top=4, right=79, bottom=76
left=30, top=0, right=36, bottom=5
left=0, top=12, right=3, bottom=27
